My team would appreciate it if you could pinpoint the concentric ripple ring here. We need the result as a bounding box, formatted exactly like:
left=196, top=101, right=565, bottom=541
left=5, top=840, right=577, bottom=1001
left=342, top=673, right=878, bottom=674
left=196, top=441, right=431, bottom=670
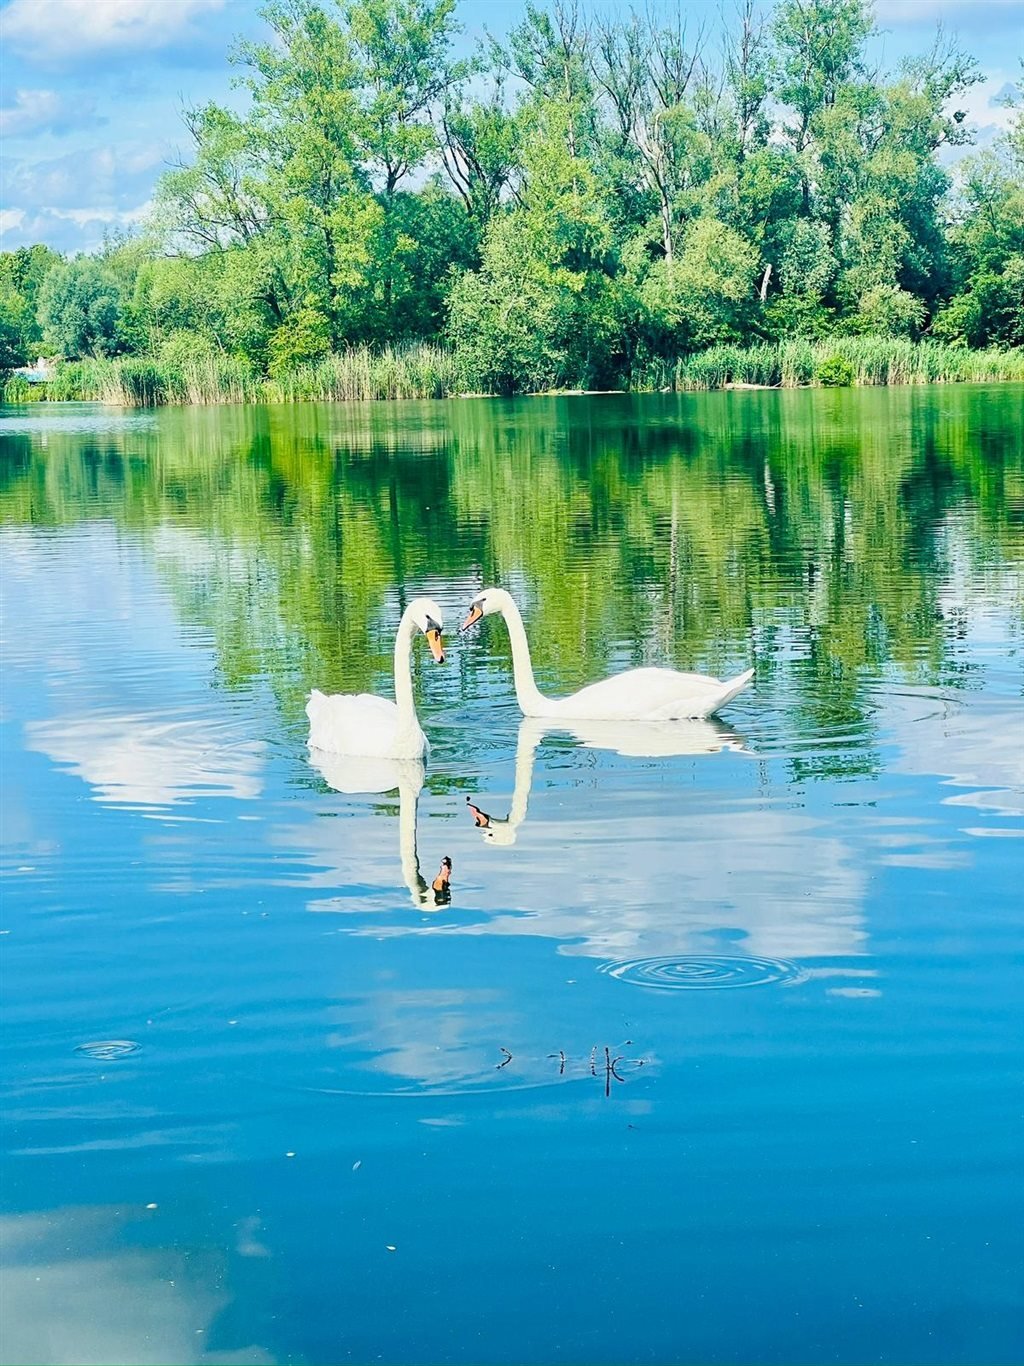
left=598, top=955, right=803, bottom=991
left=74, top=1039, right=141, bottom=1060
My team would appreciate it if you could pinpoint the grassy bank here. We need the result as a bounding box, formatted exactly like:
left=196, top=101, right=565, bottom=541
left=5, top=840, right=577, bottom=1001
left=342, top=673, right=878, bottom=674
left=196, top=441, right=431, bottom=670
left=4, top=338, right=1024, bottom=406
left=636, top=337, right=1024, bottom=391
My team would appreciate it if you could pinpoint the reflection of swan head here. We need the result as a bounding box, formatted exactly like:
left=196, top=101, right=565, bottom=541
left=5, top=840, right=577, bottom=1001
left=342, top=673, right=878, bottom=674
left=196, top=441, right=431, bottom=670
left=408, top=596, right=446, bottom=662
left=459, top=587, right=511, bottom=632
left=466, top=796, right=519, bottom=846
left=431, top=856, right=453, bottom=904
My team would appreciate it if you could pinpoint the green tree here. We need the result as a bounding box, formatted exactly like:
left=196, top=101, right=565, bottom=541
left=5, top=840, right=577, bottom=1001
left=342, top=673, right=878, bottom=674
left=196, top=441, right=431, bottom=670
left=935, top=79, right=1024, bottom=347
left=38, top=258, right=123, bottom=358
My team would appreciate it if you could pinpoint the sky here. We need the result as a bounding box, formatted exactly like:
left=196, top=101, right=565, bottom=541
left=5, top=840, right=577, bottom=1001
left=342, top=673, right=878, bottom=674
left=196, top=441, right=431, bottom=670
left=1, top=0, right=1022, bottom=255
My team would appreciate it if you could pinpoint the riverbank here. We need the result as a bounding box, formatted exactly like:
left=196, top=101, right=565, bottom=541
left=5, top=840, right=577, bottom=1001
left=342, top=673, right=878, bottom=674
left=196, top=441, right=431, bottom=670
left=3, top=337, right=1023, bottom=406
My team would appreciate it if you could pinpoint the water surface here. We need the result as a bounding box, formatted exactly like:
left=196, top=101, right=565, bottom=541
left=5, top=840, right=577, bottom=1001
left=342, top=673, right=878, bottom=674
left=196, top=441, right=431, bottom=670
left=2, top=389, right=1022, bottom=1364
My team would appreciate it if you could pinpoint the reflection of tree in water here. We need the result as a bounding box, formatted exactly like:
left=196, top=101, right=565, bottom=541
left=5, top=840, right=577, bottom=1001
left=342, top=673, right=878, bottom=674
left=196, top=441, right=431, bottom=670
left=1, top=387, right=1021, bottom=786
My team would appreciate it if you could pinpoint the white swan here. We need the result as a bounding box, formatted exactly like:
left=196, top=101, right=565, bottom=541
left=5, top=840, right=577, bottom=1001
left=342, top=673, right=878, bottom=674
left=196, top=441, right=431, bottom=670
left=306, top=597, right=444, bottom=759
left=307, top=751, right=452, bottom=908
left=460, top=588, right=753, bottom=720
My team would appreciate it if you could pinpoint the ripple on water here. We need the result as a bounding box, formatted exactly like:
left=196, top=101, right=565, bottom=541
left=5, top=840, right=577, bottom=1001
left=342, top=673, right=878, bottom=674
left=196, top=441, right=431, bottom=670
left=74, top=1040, right=141, bottom=1061
left=598, top=954, right=804, bottom=991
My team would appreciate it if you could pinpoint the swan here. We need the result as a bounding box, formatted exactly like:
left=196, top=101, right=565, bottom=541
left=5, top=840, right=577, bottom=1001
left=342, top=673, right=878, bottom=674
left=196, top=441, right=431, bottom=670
left=460, top=588, right=753, bottom=720
left=307, top=750, right=452, bottom=908
left=306, top=597, right=445, bottom=759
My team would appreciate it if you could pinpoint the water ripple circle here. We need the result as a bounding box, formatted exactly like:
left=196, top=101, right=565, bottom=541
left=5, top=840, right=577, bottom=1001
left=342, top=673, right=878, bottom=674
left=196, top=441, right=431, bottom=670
left=74, top=1039, right=141, bottom=1061
left=599, top=955, right=803, bottom=991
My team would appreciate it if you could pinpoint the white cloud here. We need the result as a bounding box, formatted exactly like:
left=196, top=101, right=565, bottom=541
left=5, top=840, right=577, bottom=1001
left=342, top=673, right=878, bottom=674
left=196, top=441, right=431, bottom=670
left=3, top=142, right=164, bottom=209
left=954, top=71, right=1020, bottom=136
left=0, top=88, right=84, bottom=137
left=1, top=0, right=227, bottom=62
left=0, top=208, right=25, bottom=236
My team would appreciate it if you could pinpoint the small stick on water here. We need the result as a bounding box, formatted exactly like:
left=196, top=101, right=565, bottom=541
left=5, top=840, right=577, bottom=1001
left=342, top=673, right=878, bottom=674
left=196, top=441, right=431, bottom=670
left=604, top=1046, right=612, bottom=1098
left=589, top=1046, right=597, bottom=1076
left=559, top=1050, right=566, bottom=1075
left=497, top=1047, right=512, bottom=1070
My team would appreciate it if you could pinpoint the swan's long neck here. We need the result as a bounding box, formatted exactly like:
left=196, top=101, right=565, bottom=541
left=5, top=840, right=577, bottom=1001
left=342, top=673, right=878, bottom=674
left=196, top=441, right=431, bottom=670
left=500, top=597, right=547, bottom=715
left=392, top=611, right=417, bottom=725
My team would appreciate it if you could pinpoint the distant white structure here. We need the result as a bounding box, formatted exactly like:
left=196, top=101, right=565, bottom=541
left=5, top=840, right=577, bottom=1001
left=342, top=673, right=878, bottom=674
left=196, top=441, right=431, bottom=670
left=12, top=357, right=54, bottom=383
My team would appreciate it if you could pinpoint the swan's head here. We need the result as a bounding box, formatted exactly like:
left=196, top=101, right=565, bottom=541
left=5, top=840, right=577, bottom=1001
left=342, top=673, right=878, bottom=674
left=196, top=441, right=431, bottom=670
left=460, top=587, right=510, bottom=633
left=407, top=597, right=446, bottom=663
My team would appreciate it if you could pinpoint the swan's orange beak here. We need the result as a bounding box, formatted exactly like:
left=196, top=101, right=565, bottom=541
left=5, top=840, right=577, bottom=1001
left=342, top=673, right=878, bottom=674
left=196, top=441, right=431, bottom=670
left=460, top=603, right=483, bottom=633
left=426, top=628, right=445, bottom=664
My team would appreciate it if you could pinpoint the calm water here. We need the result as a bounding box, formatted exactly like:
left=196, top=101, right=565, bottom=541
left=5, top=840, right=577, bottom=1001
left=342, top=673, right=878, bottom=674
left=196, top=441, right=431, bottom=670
left=1, top=389, right=1022, bottom=1365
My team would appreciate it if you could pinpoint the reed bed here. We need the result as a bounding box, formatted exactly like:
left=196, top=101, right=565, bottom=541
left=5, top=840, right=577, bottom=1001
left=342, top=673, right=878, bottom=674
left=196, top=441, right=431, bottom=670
left=6, top=337, right=1023, bottom=406
left=647, top=337, right=1024, bottom=392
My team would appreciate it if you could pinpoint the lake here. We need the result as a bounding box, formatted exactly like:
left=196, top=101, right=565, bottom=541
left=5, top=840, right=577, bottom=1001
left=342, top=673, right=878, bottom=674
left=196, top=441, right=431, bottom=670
left=1, top=388, right=1022, bottom=1365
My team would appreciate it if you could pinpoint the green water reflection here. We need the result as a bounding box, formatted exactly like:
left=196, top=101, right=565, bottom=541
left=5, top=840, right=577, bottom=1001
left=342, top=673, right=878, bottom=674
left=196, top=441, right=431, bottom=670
left=2, top=387, right=1021, bottom=752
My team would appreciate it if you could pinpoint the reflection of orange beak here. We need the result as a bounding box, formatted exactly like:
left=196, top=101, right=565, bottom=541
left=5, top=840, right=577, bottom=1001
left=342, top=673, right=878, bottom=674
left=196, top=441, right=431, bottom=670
left=426, top=628, right=445, bottom=663
left=431, top=857, right=452, bottom=894
left=466, top=797, right=491, bottom=828
left=460, top=604, right=483, bottom=633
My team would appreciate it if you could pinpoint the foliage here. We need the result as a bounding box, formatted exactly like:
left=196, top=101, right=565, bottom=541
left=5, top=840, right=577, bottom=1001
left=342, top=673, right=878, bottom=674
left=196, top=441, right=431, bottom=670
left=37, top=258, right=124, bottom=359
left=816, top=354, right=855, bottom=386
left=4, top=2, right=1024, bottom=398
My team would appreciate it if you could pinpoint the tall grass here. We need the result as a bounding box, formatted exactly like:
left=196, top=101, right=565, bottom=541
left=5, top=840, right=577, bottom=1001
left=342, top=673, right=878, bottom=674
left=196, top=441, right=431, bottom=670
left=6, top=336, right=1023, bottom=406
left=634, top=337, right=1024, bottom=392
left=269, top=345, right=459, bottom=401
left=29, top=344, right=461, bottom=407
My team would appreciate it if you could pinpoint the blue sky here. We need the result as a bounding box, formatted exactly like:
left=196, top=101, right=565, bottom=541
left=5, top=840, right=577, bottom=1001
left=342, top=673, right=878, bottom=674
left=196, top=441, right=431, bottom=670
left=1, top=0, right=1021, bottom=255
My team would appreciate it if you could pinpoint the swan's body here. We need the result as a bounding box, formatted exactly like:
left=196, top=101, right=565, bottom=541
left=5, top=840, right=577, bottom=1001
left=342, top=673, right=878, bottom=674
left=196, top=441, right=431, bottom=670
left=306, top=597, right=444, bottom=759
left=460, top=588, right=753, bottom=721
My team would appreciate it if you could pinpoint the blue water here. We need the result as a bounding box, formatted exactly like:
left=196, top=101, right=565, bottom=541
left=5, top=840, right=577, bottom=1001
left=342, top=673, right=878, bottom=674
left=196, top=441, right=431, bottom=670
left=1, top=393, right=1022, bottom=1365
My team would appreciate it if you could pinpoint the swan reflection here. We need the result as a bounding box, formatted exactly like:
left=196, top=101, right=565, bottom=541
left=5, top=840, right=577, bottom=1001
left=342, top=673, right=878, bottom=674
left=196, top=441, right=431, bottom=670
left=467, top=716, right=745, bottom=846
left=307, top=749, right=452, bottom=908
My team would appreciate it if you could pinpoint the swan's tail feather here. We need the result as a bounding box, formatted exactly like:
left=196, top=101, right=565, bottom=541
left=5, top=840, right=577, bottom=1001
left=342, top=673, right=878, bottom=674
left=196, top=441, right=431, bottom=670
left=704, top=667, right=754, bottom=717
left=305, top=689, right=330, bottom=735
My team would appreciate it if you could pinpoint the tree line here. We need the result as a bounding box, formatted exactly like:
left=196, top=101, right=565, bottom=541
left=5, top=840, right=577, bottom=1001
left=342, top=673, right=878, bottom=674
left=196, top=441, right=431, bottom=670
left=2, top=0, right=1022, bottom=397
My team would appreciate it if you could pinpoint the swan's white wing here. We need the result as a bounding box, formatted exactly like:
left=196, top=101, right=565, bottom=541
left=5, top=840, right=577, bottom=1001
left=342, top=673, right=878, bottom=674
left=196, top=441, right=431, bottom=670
left=306, top=690, right=403, bottom=756
left=545, top=667, right=753, bottom=721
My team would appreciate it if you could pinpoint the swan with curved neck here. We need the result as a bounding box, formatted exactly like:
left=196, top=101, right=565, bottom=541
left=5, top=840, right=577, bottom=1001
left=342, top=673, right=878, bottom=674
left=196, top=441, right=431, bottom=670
left=460, top=588, right=753, bottom=721
left=306, top=597, right=445, bottom=759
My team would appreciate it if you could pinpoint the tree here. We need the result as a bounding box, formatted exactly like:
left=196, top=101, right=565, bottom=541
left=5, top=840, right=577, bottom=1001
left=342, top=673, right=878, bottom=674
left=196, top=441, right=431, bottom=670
left=935, top=77, right=1024, bottom=347
left=447, top=103, right=620, bottom=392
left=38, top=258, right=123, bottom=358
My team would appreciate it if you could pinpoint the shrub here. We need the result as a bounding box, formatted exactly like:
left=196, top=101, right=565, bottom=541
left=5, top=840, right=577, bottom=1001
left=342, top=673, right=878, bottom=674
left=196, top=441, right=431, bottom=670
left=816, top=354, right=855, bottom=387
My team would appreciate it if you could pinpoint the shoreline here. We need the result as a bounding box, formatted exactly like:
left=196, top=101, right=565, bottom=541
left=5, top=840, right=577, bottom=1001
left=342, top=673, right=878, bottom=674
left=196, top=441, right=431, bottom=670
left=4, top=337, right=1023, bottom=408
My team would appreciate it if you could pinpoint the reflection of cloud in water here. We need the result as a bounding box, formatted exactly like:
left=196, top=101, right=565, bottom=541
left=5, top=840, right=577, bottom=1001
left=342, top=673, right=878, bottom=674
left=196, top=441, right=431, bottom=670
left=452, top=717, right=867, bottom=962
left=885, top=689, right=1024, bottom=823
left=1, top=1206, right=273, bottom=1365
left=25, top=712, right=264, bottom=809
left=292, top=714, right=867, bottom=963
left=462, top=806, right=866, bottom=963
left=325, top=988, right=509, bottom=1089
